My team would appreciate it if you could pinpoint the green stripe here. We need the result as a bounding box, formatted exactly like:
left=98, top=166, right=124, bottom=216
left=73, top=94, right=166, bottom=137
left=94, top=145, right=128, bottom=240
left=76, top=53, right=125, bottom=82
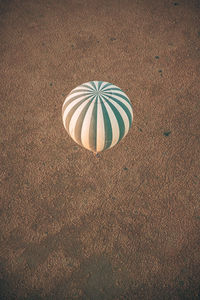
left=62, top=94, right=92, bottom=115
left=81, top=83, right=94, bottom=91
left=64, top=97, right=92, bottom=133
left=100, top=97, right=113, bottom=151
left=101, top=82, right=112, bottom=90
left=69, top=89, right=93, bottom=96
left=102, top=87, right=122, bottom=93
left=90, top=81, right=97, bottom=91
left=74, top=96, right=96, bottom=146
left=103, top=91, right=132, bottom=105
left=89, top=98, right=98, bottom=152
left=103, top=97, right=125, bottom=145
left=98, top=81, right=103, bottom=91
left=104, top=94, right=133, bottom=127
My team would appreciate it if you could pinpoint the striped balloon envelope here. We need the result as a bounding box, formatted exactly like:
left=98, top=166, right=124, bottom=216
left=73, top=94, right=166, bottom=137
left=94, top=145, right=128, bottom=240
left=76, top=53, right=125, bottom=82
left=62, top=81, right=133, bottom=153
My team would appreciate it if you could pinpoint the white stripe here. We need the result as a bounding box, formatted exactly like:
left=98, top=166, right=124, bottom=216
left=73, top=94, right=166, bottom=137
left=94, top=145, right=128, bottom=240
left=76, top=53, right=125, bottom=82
left=100, top=82, right=111, bottom=91
left=81, top=100, right=96, bottom=151
left=102, top=94, right=133, bottom=120
left=86, top=82, right=95, bottom=90
left=102, top=84, right=132, bottom=104
left=96, top=98, right=105, bottom=152
left=72, top=85, right=91, bottom=93
left=103, top=94, right=130, bottom=137
left=103, top=100, right=120, bottom=149
left=103, top=88, right=130, bottom=100
left=102, top=83, right=122, bottom=92
left=103, top=85, right=131, bottom=100
left=68, top=100, right=91, bottom=143
left=62, top=90, right=92, bottom=108
left=104, top=90, right=128, bottom=99
left=62, top=95, right=93, bottom=130
left=93, top=81, right=99, bottom=90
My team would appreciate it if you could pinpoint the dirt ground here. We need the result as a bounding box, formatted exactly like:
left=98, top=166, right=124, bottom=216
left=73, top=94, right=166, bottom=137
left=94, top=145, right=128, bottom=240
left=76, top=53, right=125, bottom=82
left=0, top=0, right=200, bottom=299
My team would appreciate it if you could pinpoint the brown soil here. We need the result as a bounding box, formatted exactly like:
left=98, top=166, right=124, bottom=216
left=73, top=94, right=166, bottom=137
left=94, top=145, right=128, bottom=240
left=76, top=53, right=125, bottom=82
left=0, top=0, right=200, bottom=299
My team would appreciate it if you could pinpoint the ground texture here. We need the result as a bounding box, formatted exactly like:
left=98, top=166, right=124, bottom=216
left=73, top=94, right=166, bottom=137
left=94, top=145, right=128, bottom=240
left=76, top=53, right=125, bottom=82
left=0, top=0, right=200, bottom=299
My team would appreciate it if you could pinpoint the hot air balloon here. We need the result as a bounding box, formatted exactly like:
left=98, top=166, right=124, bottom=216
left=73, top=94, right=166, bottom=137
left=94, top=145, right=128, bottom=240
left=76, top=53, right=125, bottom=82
left=62, top=81, right=133, bottom=153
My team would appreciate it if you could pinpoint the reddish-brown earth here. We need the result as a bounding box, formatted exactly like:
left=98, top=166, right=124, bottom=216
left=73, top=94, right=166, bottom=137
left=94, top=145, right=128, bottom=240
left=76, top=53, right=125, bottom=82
left=0, top=0, right=200, bottom=299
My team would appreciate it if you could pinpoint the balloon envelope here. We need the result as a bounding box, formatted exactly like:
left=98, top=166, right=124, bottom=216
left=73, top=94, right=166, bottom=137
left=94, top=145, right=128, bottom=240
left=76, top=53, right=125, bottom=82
left=62, top=81, right=133, bottom=153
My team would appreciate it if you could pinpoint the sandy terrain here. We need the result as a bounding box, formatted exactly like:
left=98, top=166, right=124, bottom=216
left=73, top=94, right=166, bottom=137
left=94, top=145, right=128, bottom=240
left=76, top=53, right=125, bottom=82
left=0, top=0, right=200, bottom=299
